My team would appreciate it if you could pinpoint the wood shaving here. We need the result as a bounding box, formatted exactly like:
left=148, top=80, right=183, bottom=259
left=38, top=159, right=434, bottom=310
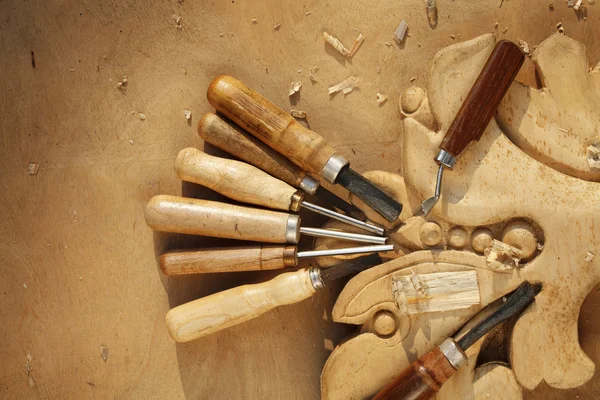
left=184, top=110, right=192, bottom=120
left=376, top=93, right=388, bottom=105
left=116, top=75, right=128, bottom=91
left=586, top=136, right=600, bottom=168
left=392, top=271, right=480, bottom=315
left=305, top=11, right=311, bottom=16
left=394, top=20, right=408, bottom=44
left=288, top=81, right=302, bottom=96
left=25, top=351, right=34, bottom=387
left=567, top=0, right=574, bottom=6
left=502, top=27, right=508, bottom=33
left=172, top=14, right=182, bottom=30
left=138, top=113, right=146, bottom=120
left=251, top=18, right=257, bottom=24
left=585, top=251, right=596, bottom=262
left=308, top=65, right=319, bottom=83
left=484, top=239, right=524, bottom=270
left=28, top=163, right=39, bottom=175
left=494, top=22, right=499, bottom=29
left=100, top=345, right=109, bottom=361
left=557, top=22, right=565, bottom=34
left=450, top=34, right=456, bottom=39
left=328, top=76, right=359, bottom=95
left=273, top=23, right=281, bottom=31
left=517, top=39, right=530, bottom=55
left=425, top=0, right=437, bottom=25
left=322, top=32, right=364, bottom=58
left=290, top=110, right=307, bottom=119
left=129, top=139, right=134, bottom=145
left=574, top=0, right=583, bottom=9
left=409, top=76, right=417, bottom=82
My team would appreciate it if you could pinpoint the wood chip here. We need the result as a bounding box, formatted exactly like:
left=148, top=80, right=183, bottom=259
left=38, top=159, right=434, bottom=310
left=100, top=345, right=109, bottom=361
left=426, top=0, right=437, bottom=25
left=28, top=163, right=39, bottom=175
left=290, top=110, right=307, bottom=119
left=129, top=139, right=134, bottom=145
left=586, top=136, right=600, bottom=168
left=184, top=110, right=192, bottom=120
left=585, top=251, right=596, bottom=262
left=347, top=33, right=365, bottom=57
left=172, top=14, right=182, bottom=30
left=328, top=76, right=359, bottom=95
left=116, top=75, right=128, bottom=91
left=394, top=20, right=408, bottom=44
left=409, top=76, right=417, bottom=82
left=392, top=271, right=480, bottom=315
left=517, top=39, right=530, bottom=55
left=273, top=23, right=281, bottom=31
left=450, top=34, right=456, bottom=39
left=138, top=113, right=146, bottom=120
left=376, top=93, right=387, bottom=105
left=567, top=0, right=574, bottom=6
left=557, top=22, right=565, bottom=34
left=574, top=0, right=582, bottom=9
left=288, top=81, right=302, bottom=96
left=494, top=22, right=499, bottom=29
left=251, top=18, right=257, bottom=24
left=323, top=32, right=364, bottom=58
left=308, top=65, right=319, bottom=83
left=484, top=239, right=524, bottom=270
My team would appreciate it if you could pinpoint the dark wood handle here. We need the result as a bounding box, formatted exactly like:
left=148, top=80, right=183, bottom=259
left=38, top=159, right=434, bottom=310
left=198, top=113, right=312, bottom=190
left=440, top=40, right=525, bottom=158
left=372, top=347, right=456, bottom=400
left=207, top=75, right=338, bottom=175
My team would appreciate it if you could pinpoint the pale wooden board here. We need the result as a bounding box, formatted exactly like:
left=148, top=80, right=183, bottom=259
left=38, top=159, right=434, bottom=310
left=0, top=0, right=599, bottom=398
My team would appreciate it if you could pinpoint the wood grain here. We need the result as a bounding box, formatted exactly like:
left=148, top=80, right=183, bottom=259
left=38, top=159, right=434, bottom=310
left=198, top=113, right=314, bottom=190
left=145, top=195, right=299, bottom=243
left=165, top=268, right=317, bottom=342
left=159, top=246, right=297, bottom=275
left=440, top=40, right=525, bottom=158
left=207, top=75, right=338, bottom=175
left=175, top=147, right=299, bottom=211
left=372, top=346, right=456, bottom=400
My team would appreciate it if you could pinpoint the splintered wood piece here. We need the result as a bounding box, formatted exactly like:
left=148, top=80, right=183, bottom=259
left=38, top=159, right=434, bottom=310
left=484, top=239, right=524, bottom=270
left=392, top=270, right=480, bottom=315
left=288, top=81, right=302, bottom=96
left=328, top=76, right=359, bottom=95
left=348, top=33, right=365, bottom=57
left=323, top=32, right=364, bottom=58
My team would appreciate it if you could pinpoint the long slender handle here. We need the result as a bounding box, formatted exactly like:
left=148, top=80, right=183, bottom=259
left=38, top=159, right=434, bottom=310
left=440, top=40, right=525, bottom=158
left=372, top=346, right=456, bottom=400
left=198, top=113, right=317, bottom=193
left=175, top=147, right=299, bottom=211
left=145, top=195, right=300, bottom=243
left=159, top=246, right=297, bottom=275
left=207, top=76, right=339, bottom=176
left=165, top=268, right=317, bottom=342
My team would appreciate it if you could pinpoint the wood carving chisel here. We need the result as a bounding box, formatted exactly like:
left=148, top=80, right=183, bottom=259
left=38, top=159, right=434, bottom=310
left=145, top=195, right=386, bottom=244
left=160, top=244, right=393, bottom=275
left=372, top=281, right=542, bottom=400
left=421, top=40, right=525, bottom=216
left=198, top=112, right=365, bottom=219
left=206, top=76, right=403, bottom=222
left=165, top=253, right=384, bottom=342
left=175, top=147, right=384, bottom=235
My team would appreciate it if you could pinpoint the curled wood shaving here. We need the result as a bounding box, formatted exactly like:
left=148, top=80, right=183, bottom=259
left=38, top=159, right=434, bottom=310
left=288, top=81, right=302, bottom=96
left=323, top=32, right=365, bottom=58
left=394, top=20, right=408, bottom=44
left=376, top=93, right=388, bottom=105
left=290, top=110, right=307, bottom=119
left=328, top=76, right=359, bottom=95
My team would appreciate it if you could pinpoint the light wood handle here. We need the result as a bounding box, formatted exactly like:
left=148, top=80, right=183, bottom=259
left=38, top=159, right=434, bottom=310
left=165, top=268, right=317, bottom=342
left=198, top=113, right=315, bottom=191
left=145, top=195, right=300, bottom=243
left=175, top=147, right=300, bottom=211
left=372, top=346, right=456, bottom=400
left=159, top=246, right=298, bottom=275
left=440, top=40, right=524, bottom=158
left=207, top=75, right=338, bottom=175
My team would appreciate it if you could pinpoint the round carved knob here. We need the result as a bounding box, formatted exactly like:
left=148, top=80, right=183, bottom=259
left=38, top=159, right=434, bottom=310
left=471, top=228, right=494, bottom=253
left=419, top=222, right=442, bottom=247
left=373, top=310, right=397, bottom=336
left=400, top=87, right=425, bottom=114
left=448, top=227, right=469, bottom=249
left=501, top=220, right=538, bottom=261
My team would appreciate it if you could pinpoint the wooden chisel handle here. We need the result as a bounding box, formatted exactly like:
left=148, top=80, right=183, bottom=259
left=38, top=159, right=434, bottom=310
left=207, top=76, right=340, bottom=177
left=175, top=147, right=301, bottom=212
left=160, top=245, right=298, bottom=275
left=440, top=40, right=524, bottom=158
left=145, top=195, right=300, bottom=243
left=166, top=268, right=318, bottom=342
left=372, top=346, right=456, bottom=400
left=199, top=113, right=319, bottom=195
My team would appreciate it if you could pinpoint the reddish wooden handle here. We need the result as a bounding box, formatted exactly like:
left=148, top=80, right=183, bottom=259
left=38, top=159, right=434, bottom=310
left=207, top=75, right=338, bottom=175
left=372, top=347, right=456, bottom=400
left=440, top=40, right=525, bottom=158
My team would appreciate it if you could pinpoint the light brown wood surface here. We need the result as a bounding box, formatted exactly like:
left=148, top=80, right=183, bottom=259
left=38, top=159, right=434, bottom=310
left=166, top=268, right=317, bottom=343
left=175, top=147, right=299, bottom=211
left=145, top=194, right=298, bottom=243
left=1, top=1, right=599, bottom=399
left=160, top=246, right=297, bottom=275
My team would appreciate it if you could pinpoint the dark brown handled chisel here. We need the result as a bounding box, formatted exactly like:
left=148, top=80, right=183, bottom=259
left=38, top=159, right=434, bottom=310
left=421, top=40, right=525, bottom=216
left=206, top=76, right=403, bottom=222
left=372, top=281, right=542, bottom=400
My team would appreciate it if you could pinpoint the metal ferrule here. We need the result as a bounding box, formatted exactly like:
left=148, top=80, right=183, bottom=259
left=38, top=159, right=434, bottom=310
left=308, top=267, right=325, bottom=290
left=289, top=192, right=304, bottom=212
left=299, top=175, right=320, bottom=195
left=435, top=149, right=457, bottom=169
left=439, top=338, right=467, bottom=370
left=282, top=246, right=298, bottom=267
left=285, top=214, right=301, bottom=243
left=320, top=154, right=349, bottom=184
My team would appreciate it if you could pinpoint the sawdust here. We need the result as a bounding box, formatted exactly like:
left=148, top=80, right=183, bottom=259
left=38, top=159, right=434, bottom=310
left=328, top=76, right=359, bottom=95
left=288, top=81, right=302, bottom=96
left=28, top=163, right=39, bottom=175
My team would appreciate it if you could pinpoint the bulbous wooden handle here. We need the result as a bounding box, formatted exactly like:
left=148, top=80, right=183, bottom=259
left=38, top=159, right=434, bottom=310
left=159, top=246, right=298, bottom=275
left=207, top=75, right=338, bottom=175
left=165, top=268, right=317, bottom=342
left=198, top=113, right=315, bottom=191
left=440, top=40, right=525, bottom=158
left=175, top=147, right=299, bottom=211
left=372, top=346, right=456, bottom=400
left=145, top=195, right=300, bottom=243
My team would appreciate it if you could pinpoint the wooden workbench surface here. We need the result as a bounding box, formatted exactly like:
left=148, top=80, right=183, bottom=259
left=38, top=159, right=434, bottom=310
left=1, top=0, right=598, bottom=398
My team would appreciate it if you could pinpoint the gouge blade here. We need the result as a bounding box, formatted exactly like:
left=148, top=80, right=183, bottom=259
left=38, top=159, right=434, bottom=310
left=320, top=253, right=383, bottom=283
